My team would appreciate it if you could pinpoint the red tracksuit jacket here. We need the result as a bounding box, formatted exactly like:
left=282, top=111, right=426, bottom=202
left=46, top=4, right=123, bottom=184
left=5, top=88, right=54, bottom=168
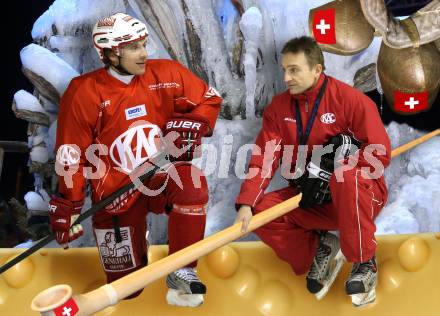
left=236, top=73, right=391, bottom=207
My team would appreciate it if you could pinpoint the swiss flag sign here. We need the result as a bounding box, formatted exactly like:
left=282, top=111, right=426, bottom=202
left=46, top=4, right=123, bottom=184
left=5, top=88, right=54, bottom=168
left=393, top=91, right=429, bottom=114
left=312, top=9, right=336, bottom=44
left=53, top=298, right=79, bottom=316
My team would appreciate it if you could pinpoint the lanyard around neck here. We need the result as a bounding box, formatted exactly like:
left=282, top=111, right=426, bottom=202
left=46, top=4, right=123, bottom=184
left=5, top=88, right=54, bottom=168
left=294, top=76, right=328, bottom=145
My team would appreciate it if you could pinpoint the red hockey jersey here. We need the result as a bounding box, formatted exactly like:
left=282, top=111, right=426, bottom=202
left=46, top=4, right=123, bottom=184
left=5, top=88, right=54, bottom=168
left=56, top=59, right=222, bottom=212
left=236, top=74, right=391, bottom=207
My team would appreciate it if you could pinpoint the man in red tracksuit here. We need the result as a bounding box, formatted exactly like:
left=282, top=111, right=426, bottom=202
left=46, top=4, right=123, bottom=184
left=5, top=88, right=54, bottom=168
left=48, top=13, right=222, bottom=307
left=235, top=36, right=390, bottom=307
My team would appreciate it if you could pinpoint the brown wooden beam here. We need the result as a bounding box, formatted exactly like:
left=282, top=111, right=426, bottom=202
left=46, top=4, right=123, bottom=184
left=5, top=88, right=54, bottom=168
left=0, top=147, right=4, bottom=182
left=0, top=141, right=29, bottom=153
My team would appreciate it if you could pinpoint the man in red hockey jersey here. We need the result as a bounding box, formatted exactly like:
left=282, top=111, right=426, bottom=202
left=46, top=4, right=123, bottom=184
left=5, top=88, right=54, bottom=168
left=235, top=36, right=390, bottom=307
left=48, top=13, right=222, bottom=307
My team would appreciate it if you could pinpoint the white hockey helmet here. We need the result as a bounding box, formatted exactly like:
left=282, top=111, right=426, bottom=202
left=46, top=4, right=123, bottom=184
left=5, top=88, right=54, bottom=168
left=92, top=13, right=149, bottom=60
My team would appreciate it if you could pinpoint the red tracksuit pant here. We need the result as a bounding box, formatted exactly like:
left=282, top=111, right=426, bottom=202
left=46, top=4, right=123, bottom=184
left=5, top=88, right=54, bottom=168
left=91, top=163, right=208, bottom=296
left=253, top=168, right=387, bottom=275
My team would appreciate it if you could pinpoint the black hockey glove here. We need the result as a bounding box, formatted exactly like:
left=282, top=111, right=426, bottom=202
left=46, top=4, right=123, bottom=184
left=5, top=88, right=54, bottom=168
left=296, top=134, right=361, bottom=209
left=296, top=157, right=333, bottom=209
left=326, top=134, right=361, bottom=163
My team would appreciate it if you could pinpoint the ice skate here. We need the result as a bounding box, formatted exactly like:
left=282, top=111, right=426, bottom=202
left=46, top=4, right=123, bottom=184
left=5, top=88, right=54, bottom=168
left=345, top=256, right=377, bottom=307
left=306, top=232, right=346, bottom=300
left=166, top=267, right=206, bottom=307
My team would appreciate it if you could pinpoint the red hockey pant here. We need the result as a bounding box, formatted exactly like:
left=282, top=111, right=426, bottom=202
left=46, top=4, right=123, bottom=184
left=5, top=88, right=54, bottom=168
left=92, top=163, right=208, bottom=294
left=254, top=168, right=386, bottom=275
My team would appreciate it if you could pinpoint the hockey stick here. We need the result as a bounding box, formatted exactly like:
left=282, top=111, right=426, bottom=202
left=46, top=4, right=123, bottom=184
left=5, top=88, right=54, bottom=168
left=30, top=129, right=440, bottom=315
left=0, top=151, right=170, bottom=275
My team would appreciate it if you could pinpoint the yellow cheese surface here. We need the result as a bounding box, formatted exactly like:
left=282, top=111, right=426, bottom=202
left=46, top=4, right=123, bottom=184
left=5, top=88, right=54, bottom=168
left=1, top=233, right=439, bottom=315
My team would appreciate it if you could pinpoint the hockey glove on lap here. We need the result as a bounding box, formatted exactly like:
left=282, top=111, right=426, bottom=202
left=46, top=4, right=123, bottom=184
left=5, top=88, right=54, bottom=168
left=326, top=134, right=361, bottom=164
left=297, top=134, right=361, bottom=209
left=164, top=113, right=210, bottom=161
left=296, top=157, right=333, bottom=209
left=48, top=196, right=84, bottom=249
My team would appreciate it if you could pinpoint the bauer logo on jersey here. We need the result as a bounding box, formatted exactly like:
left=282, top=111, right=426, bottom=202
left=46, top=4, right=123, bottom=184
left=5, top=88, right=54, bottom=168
left=94, top=227, right=138, bottom=272
left=320, top=113, right=336, bottom=124
left=110, top=122, right=161, bottom=173
left=125, top=104, right=147, bottom=120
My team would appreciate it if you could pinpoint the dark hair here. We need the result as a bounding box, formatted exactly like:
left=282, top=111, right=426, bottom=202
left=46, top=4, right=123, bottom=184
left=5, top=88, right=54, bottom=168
left=281, top=36, right=325, bottom=70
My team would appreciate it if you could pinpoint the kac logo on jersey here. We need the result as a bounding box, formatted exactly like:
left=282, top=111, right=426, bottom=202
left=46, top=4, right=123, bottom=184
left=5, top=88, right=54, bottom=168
left=320, top=113, right=336, bottom=124
left=110, top=123, right=160, bottom=173
left=125, top=104, right=147, bottom=120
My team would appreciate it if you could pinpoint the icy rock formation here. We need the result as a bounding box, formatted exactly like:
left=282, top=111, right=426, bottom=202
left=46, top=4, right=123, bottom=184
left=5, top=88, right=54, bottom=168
left=20, top=44, right=79, bottom=104
left=24, top=191, right=49, bottom=212
left=376, top=123, right=440, bottom=235
left=240, top=6, right=263, bottom=119
left=12, top=90, right=50, bottom=126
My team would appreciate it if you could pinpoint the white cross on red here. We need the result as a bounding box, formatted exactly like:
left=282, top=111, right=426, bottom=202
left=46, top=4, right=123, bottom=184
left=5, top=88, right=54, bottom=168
left=62, top=306, right=72, bottom=316
left=316, top=19, right=331, bottom=34
left=404, top=97, right=419, bottom=109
